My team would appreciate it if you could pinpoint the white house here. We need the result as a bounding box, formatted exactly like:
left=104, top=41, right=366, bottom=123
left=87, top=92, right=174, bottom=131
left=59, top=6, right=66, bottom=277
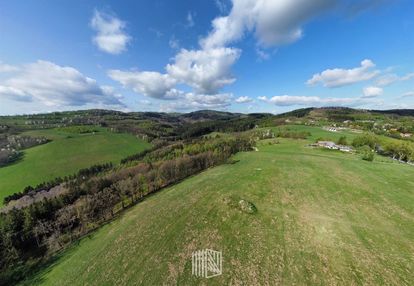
left=316, top=141, right=353, bottom=152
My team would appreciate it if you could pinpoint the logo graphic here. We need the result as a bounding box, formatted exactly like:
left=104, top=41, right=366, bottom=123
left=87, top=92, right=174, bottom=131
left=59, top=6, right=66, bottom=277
left=192, top=249, right=222, bottom=278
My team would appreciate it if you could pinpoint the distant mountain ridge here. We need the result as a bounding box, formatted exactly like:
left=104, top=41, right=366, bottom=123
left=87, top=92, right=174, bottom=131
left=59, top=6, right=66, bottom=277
left=1, top=107, right=414, bottom=119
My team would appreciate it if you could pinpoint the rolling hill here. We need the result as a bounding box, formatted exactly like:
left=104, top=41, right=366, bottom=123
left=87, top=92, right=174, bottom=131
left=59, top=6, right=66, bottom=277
left=0, top=127, right=151, bottom=205
left=21, top=126, right=414, bottom=285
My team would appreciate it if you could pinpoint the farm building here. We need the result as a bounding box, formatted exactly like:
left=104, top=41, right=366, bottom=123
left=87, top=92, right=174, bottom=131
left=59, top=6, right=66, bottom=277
left=315, top=141, right=353, bottom=152
left=317, top=141, right=337, bottom=149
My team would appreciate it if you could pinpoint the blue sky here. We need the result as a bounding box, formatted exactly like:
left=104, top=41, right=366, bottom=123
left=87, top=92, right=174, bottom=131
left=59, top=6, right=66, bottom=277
left=0, top=0, right=413, bottom=115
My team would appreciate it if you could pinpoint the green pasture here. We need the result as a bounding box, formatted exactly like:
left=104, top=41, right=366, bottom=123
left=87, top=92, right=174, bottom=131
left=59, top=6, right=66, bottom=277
left=0, top=127, right=150, bottom=204
left=22, top=126, right=414, bottom=285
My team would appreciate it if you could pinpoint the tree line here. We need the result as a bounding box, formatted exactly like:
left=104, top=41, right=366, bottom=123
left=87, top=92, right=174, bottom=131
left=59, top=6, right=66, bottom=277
left=351, top=133, right=414, bottom=163
left=176, top=117, right=261, bottom=139
left=0, top=137, right=253, bottom=285
left=3, top=163, right=114, bottom=205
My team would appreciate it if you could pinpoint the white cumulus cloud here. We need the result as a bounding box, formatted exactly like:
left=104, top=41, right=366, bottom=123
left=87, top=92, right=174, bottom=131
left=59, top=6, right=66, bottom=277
left=235, top=96, right=253, bottom=103
left=201, top=0, right=334, bottom=49
left=0, top=85, right=31, bottom=102
left=166, top=47, right=240, bottom=94
left=91, top=10, right=131, bottom=54
left=109, top=47, right=240, bottom=100
left=161, top=93, right=233, bottom=112
left=185, top=92, right=233, bottom=108
left=259, top=95, right=369, bottom=107
left=109, top=0, right=386, bottom=110
left=109, top=0, right=338, bottom=106
left=0, top=61, right=124, bottom=107
left=0, top=63, right=20, bottom=73
left=362, top=86, right=383, bottom=98
left=307, top=59, right=380, bottom=88
left=108, top=70, right=177, bottom=99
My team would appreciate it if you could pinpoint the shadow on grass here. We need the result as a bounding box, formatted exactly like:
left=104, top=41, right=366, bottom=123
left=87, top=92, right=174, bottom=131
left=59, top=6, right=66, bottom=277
left=0, top=139, right=53, bottom=169
left=9, top=157, right=240, bottom=285
left=0, top=152, right=24, bottom=169
left=17, top=231, right=101, bottom=286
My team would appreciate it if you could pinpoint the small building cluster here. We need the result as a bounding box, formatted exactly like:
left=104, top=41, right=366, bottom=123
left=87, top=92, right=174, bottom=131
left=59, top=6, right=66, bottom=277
left=311, top=141, right=353, bottom=152
left=323, top=126, right=348, bottom=133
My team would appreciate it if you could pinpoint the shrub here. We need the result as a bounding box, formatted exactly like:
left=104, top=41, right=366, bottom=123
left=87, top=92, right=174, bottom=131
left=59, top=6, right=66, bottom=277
left=352, top=133, right=378, bottom=149
left=360, top=146, right=375, bottom=162
left=337, top=136, right=348, bottom=146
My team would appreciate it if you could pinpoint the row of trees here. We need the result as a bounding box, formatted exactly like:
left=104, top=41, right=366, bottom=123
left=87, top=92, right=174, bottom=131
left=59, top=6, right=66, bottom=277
left=0, top=135, right=49, bottom=150
left=120, top=142, right=168, bottom=164
left=3, top=163, right=114, bottom=205
left=383, top=141, right=414, bottom=162
left=177, top=117, right=260, bottom=139
left=351, top=133, right=414, bottom=163
left=0, top=137, right=253, bottom=285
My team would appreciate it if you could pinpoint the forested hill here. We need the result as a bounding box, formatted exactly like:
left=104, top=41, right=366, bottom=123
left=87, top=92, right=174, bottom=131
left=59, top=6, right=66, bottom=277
left=2, top=107, right=414, bottom=141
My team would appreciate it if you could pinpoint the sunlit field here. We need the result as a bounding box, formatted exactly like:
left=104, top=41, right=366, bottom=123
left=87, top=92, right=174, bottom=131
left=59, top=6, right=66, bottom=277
left=0, top=128, right=151, bottom=205
left=23, top=127, right=414, bottom=285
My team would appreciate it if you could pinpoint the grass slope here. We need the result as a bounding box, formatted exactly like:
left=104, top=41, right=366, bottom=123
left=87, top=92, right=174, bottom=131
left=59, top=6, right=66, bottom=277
left=23, top=127, right=414, bottom=285
left=0, top=128, right=151, bottom=205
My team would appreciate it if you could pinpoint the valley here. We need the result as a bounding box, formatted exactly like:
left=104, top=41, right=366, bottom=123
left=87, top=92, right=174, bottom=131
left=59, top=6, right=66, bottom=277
left=20, top=131, right=414, bottom=285
left=0, top=127, right=151, bottom=205
left=1, top=108, right=413, bottom=286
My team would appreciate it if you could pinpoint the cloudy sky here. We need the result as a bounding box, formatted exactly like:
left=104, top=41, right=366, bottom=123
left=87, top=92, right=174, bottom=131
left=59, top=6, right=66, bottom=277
left=0, top=0, right=413, bottom=115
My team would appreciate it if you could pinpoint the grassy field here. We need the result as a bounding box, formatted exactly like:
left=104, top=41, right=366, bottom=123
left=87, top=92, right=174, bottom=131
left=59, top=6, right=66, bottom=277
left=22, top=126, right=414, bottom=285
left=0, top=128, right=151, bottom=205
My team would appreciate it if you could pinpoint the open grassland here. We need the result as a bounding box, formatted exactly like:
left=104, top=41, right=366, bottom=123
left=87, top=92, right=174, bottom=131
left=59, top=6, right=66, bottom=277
left=22, top=127, right=414, bottom=285
left=0, top=128, right=151, bottom=205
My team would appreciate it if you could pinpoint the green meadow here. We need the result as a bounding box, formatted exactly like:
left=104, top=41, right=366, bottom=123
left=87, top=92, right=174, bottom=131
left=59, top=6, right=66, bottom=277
left=22, top=127, right=414, bottom=285
left=0, top=128, right=151, bottom=205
